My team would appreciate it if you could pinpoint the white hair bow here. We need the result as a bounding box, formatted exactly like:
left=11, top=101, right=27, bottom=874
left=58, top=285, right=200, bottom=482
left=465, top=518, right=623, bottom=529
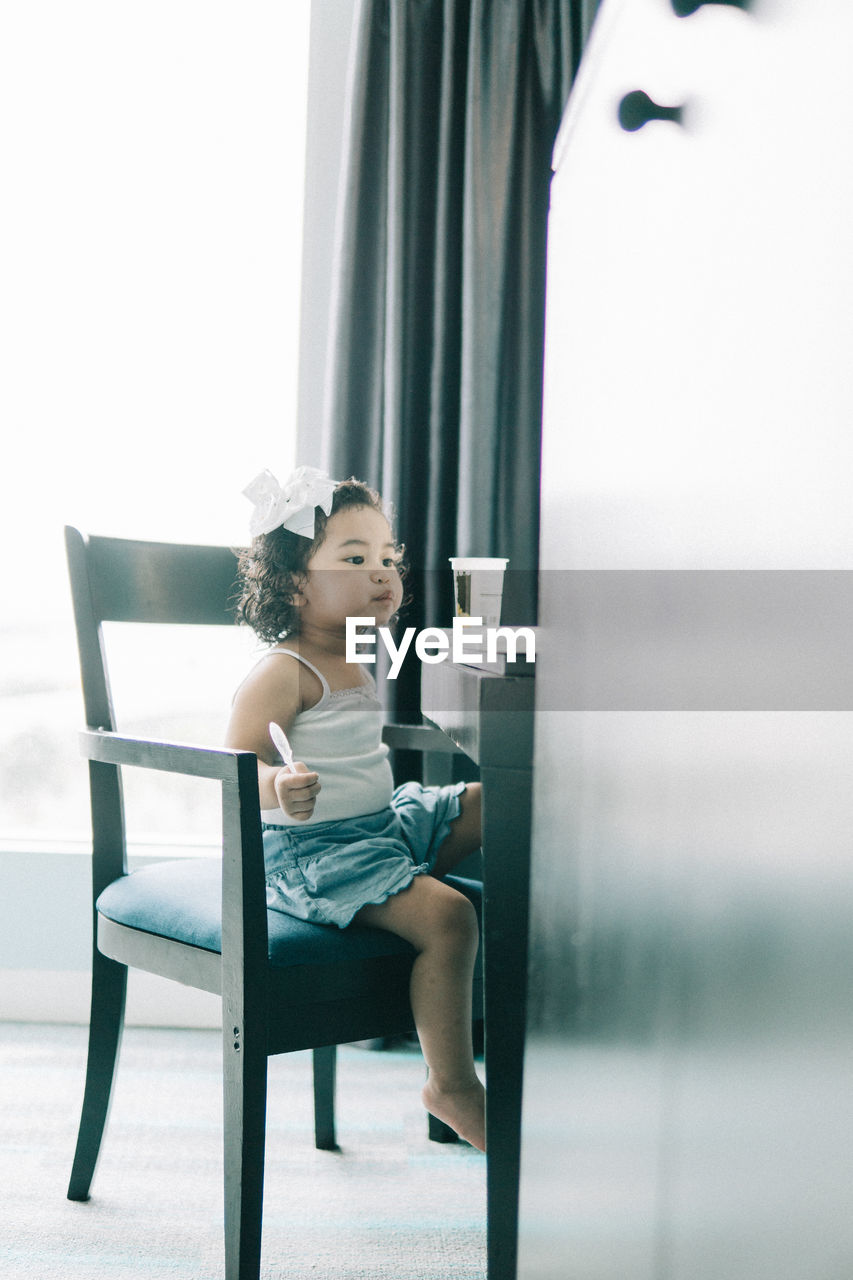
left=242, top=466, right=336, bottom=538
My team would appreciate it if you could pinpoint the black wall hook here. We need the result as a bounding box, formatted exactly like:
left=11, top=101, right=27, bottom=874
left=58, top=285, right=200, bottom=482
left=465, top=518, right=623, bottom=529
left=618, top=90, right=684, bottom=133
left=671, top=0, right=752, bottom=15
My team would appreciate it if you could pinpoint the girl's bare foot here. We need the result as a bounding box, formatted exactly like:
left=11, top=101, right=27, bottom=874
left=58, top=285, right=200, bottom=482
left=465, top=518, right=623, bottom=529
left=422, top=1076, right=486, bottom=1152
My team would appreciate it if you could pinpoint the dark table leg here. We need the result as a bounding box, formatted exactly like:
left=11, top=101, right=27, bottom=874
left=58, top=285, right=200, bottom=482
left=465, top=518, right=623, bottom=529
left=481, top=764, right=532, bottom=1280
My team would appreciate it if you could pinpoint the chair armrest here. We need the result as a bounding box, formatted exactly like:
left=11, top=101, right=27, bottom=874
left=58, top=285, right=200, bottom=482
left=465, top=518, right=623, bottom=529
left=80, top=728, right=253, bottom=782
left=85, top=725, right=459, bottom=768
left=382, top=722, right=462, bottom=754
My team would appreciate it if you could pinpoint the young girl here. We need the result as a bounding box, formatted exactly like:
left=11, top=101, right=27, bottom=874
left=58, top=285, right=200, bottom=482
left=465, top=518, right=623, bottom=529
left=225, top=465, right=486, bottom=1152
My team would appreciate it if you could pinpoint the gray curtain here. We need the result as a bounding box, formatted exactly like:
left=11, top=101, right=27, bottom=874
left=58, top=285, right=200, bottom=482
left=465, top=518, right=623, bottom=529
left=320, top=0, right=598, bottom=714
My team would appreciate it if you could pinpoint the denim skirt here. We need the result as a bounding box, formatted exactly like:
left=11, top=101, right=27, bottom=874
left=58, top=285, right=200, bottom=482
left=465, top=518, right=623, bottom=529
left=262, top=780, right=467, bottom=929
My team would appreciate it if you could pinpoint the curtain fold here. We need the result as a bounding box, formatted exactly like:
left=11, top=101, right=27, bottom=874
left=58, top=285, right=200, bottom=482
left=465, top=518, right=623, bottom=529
left=321, top=0, right=598, bottom=717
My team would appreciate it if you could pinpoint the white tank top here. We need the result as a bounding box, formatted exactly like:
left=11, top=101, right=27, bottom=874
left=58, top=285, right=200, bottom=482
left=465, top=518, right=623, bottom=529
left=259, top=648, right=394, bottom=826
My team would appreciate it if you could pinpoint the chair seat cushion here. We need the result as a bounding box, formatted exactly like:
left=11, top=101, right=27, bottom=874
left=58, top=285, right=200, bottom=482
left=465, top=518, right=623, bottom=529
left=97, top=858, right=481, bottom=970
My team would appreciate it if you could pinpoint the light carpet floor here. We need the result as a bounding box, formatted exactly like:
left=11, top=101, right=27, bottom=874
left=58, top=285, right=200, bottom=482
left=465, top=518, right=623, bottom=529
left=0, top=1022, right=486, bottom=1280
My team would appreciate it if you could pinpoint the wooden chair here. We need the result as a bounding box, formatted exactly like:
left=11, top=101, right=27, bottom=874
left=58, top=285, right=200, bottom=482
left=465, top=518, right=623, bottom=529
left=64, top=527, right=481, bottom=1280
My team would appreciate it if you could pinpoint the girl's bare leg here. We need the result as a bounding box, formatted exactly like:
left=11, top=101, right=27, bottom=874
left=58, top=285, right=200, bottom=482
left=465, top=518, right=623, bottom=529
left=430, top=782, right=482, bottom=879
left=354, top=874, right=485, bottom=1151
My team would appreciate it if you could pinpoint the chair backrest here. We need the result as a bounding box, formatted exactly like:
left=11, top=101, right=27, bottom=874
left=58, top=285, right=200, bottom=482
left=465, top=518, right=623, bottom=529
left=65, top=528, right=244, bottom=883
left=65, top=527, right=241, bottom=732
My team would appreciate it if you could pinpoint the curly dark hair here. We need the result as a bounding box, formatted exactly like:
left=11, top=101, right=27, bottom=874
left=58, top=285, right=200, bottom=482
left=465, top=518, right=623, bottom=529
left=234, top=477, right=405, bottom=643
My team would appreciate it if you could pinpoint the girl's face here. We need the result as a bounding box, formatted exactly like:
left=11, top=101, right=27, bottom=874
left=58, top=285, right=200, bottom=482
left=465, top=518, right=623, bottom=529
left=296, top=505, right=403, bottom=634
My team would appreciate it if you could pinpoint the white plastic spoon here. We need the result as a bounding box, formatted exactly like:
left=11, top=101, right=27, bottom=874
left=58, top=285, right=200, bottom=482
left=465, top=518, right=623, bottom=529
left=268, top=721, right=295, bottom=771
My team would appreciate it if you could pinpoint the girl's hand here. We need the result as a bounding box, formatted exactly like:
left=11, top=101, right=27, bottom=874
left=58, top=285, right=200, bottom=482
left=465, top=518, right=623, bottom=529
left=274, top=761, right=321, bottom=822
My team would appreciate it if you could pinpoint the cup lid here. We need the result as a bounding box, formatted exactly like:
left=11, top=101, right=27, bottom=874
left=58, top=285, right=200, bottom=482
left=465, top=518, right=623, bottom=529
left=449, top=557, right=509, bottom=569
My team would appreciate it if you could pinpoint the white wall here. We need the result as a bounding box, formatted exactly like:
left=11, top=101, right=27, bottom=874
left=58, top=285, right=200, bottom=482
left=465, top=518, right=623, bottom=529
left=0, top=849, right=221, bottom=1027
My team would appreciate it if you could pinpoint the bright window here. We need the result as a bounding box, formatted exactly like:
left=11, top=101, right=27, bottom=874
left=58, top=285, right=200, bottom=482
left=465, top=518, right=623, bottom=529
left=0, top=2, right=310, bottom=849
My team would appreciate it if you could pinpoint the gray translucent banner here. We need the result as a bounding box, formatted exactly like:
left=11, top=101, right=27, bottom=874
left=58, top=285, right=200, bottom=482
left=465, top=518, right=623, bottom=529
left=297, top=568, right=853, bottom=711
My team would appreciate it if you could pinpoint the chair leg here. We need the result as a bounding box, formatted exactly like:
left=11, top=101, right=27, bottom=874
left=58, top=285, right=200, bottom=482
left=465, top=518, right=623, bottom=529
left=313, top=1045, right=338, bottom=1151
left=67, top=951, right=127, bottom=1200
left=428, top=1112, right=460, bottom=1144
left=223, top=1023, right=267, bottom=1280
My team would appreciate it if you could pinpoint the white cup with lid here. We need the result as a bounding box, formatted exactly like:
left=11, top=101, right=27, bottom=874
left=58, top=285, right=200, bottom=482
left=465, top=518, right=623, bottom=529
left=449, top=557, right=509, bottom=628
